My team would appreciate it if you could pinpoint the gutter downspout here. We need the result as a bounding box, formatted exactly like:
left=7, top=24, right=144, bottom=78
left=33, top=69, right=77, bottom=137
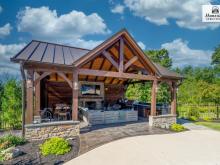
left=20, top=61, right=26, bottom=137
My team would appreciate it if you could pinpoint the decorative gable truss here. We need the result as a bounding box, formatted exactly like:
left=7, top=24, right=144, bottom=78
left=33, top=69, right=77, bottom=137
left=76, top=30, right=158, bottom=84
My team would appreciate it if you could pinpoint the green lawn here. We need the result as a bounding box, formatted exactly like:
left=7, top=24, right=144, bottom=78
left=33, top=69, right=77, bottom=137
left=195, top=121, right=220, bottom=131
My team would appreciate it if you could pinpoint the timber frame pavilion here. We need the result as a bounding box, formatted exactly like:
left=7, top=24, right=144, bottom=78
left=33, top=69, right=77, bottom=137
left=11, top=29, right=183, bottom=133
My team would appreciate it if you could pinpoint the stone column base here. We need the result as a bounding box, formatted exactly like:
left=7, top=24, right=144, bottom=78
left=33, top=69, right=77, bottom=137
left=149, top=114, right=176, bottom=129
left=25, top=121, right=80, bottom=141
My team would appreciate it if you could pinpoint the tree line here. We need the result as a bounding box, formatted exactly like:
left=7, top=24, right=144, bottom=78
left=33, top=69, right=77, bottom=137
left=0, top=77, right=22, bottom=129
left=126, top=45, right=220, bottom=106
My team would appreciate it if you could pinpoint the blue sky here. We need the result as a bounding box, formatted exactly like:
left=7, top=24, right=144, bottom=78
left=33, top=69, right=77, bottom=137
left=0, top=0, right=220, bottom=74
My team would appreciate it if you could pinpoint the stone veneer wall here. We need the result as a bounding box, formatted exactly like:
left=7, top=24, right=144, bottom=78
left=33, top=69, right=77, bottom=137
left=25, top=121, right=80, bottom=140
left=149, top=114, right=176, bottom=129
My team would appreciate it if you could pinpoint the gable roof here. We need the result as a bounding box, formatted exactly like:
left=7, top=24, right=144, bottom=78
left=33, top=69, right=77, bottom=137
left=73, top=29, right=159, bottom=74
left=11, top=40, right=89, bottom=66
left=11, top=29, right=183, bottom=80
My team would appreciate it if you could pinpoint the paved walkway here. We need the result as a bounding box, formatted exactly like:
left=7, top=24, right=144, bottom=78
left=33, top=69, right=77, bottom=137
left=66, top=129, right=220, bottom=165
left=177, top=119, right=210, bottom=130
left=79, top=120, right=172, bottom=155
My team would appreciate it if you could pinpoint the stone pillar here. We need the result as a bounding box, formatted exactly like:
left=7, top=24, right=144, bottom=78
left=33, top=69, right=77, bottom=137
left=171, top=82, right=177, bottom=115
left=72, top=69, right=79, bottom=121
left=26, top=70, right=34, bottom=124
left=150, top=80, right=157, bottom=116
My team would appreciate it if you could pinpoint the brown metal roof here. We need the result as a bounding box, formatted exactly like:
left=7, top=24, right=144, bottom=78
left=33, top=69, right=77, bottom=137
left=153, top=63, right=183, bottom=79
left=11, top=40, right=89, bottom=66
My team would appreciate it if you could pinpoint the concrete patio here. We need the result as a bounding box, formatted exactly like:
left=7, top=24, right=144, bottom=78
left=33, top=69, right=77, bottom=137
left=66, top=128, right=220, bottom=165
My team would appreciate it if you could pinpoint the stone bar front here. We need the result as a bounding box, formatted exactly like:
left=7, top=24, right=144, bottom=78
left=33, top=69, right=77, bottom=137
left=149, top=114, right=176, bottom=129
left=25, top=121, right=80, bottom=140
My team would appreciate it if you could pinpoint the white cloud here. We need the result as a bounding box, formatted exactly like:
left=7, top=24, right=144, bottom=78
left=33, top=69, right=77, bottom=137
left=161, top=39, right=212, bottom=68
left=137, top=41, right=146, bottom=50
left=67, top=39, right=103, bottom=49
left=0, top=23, right=12, bottom=38
left=0, top=43, right=26, bottom=74
left=111, top=4, right=125, bottom=14
left=17, top=6, right=110, bottom=43
left=124, top=0, right=220, bottom=30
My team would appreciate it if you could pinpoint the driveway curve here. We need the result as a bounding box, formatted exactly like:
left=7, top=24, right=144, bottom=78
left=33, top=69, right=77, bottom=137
left=65, top=130, right=220, bottom=165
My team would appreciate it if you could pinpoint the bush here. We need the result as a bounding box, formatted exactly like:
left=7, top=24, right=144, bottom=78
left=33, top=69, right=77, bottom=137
left=188, top=116, right=198, bottom=122
left=187, top=108, right=200, bottom=118
left=203, top=117, right=213, bottom=121
left=40, top=137, right=71, bottom=156
left=0, top=134, right=25, bottom=150
left=170, top=123, right=185, bottom=132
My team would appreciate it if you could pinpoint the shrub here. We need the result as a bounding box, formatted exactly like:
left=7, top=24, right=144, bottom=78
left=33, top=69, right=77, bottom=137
left=170, top=123, right=185, bottom=132
left=40, top=137, right=71, bottom=156
left=203, top=117, right=213, bottom=121
left=188, top=116, right=198, bottom=122
left=0, top=134, right=25, bottom=150
left=187, top=108, right=200, bottom=118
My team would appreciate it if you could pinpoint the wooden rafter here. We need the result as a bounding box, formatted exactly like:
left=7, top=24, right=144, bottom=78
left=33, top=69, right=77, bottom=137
left=104, top=65, right=113, bottom=83
left=103, top=51, right=119, bottom=70
left=109, top=77, right=115, bottom=84
left=86, top=60, right=94, bottom=81
left=124, top=56, right=138, bottom=70
left=123, top=39, right=154, bottom=74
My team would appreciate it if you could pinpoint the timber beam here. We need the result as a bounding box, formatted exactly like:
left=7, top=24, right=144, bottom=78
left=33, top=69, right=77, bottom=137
left=78, top=68, right=156, bottom=81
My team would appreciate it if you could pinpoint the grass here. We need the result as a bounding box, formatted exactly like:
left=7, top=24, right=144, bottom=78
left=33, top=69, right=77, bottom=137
left=195, top=121, right=220, bottom=131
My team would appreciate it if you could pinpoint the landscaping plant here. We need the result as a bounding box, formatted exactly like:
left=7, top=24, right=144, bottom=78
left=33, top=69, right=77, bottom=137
left=40, top=137, right=71, bottom=156
left=0, top=134, right=26, bottom=161
left=188, top=116, right=198, bottom=122
left=170, top=123, right=185, bottom=132
left=0, top=134, right=25, bottom=150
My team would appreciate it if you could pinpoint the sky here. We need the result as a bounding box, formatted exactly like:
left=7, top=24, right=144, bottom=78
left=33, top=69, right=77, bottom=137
left=0, top=0, right=220, bottom=75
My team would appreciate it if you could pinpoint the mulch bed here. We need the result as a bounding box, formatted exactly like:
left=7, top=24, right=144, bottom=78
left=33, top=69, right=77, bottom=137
left=2, top=137, right=80, bottom=165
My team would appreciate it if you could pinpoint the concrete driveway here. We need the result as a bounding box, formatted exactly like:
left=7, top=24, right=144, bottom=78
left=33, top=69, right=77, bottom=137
left=65, top=129, right=220, bottom=165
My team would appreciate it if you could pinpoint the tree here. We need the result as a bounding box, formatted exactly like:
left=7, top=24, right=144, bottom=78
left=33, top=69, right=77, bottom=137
left=1, top=78, right=22, bottom=129
left=126, top=48, right=173, bottom=103
left=145, top=49, right=172, bottom=68
left=212, top=44, right=220, bottom=67
left=0, top=81, right=3, bottom=109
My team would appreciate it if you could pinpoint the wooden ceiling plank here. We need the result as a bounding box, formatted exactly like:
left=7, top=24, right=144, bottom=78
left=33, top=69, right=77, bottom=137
left=95, top=57, right=105, bottom=81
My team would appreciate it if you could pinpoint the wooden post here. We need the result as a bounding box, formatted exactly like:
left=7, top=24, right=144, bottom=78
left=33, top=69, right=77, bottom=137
left=150, top=80, right=157, bottom=116
left=26, top=70, right=34, bottom=124
left=72, top=69, right=79, bottom=121
left=20, top=62, right=26, bottom=137
left=171, top=82, right=177, bottom=115
left=119, top=38, right=124, bottom=73
left=35, top=72, right=41, bottom=116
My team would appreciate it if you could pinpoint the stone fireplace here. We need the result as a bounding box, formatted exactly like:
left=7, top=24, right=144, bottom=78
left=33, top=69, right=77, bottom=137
left=79, top=81, right=104, bottom=110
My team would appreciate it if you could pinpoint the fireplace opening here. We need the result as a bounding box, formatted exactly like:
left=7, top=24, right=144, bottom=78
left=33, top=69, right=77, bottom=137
left=85, top=101, right=96, bottom=110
